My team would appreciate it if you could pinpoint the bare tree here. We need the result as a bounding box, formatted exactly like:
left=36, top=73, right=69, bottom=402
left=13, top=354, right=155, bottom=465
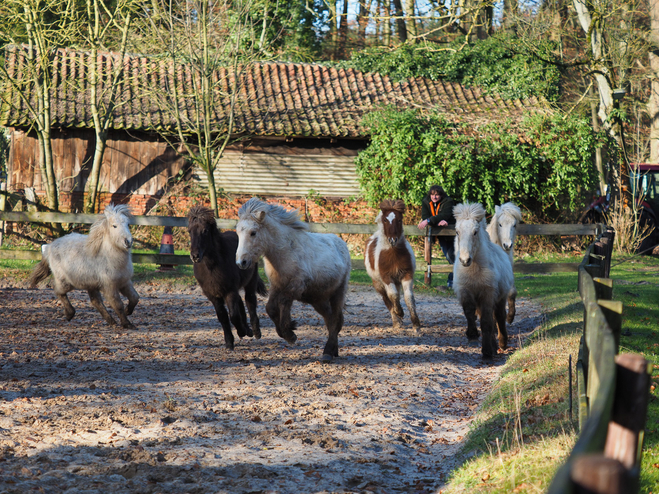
left=144, top=0, right=271, bottom=215
left=81, top=0, right=135, bottom=213
left=0, top=0, right=79, bottom=212
left=649, top=0, right=659, bottom=162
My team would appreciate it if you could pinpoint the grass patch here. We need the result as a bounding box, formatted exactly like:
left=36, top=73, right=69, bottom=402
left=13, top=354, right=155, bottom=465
left=442, top=253, right=659, bottom=494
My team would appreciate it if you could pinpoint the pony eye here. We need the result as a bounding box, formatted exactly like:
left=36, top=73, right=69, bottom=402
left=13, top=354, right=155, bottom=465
left=250, top=231, right=256, bottom=237
left=113, top=224, right=117, bottom=228
left=499, top=223, right=502, bottom=228
left=474, top=230, right=478, bottom=236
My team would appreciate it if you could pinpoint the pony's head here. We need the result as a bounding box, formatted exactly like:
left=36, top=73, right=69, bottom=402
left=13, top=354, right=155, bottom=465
left=493, top=202, right=522, bottom=251
left=87, top=203, right=133, bottom=256
left=377, top=199, right=406, bottom=246
left=453, top=202, right=488, bottom=267
left=186, top=206, right=217, bottom=263
left=235, top=197, right=308, bottom=269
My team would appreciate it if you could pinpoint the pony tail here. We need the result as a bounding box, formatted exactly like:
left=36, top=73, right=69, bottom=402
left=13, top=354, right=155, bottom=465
left=28, top=259, right=51, bottom=288
left=256, top=276, right=268, bottom=297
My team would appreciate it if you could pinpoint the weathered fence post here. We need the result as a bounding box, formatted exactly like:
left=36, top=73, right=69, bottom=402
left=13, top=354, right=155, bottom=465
left=0, top=182, right=6, bottom=247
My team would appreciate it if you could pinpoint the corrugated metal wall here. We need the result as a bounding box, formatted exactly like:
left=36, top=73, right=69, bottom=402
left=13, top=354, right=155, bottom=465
left=192, top=150, right=362, bottom=197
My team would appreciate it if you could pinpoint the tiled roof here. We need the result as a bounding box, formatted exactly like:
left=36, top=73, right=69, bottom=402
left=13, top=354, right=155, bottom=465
left=1, top=46, right=548, bottom=138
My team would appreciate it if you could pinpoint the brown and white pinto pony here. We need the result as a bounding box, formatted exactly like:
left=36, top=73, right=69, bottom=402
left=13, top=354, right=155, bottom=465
left=365, top=199, right=421, bottom=332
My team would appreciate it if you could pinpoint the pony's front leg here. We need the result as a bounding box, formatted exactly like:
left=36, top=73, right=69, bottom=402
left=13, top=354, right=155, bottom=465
left=506, top=286, right=517, bottom=324
left=120, top=283, right=140, bottom=316
left=494, top=298, right=508, bottom=350
left=210, top=297, right=235, bottom=350
left=244, top=286, right=261, bottom=339
left=87, top=289, right=119, bottom=326
left=225, top=292, right=253, bottom=338
left=266, top=293, right=297, bottom=344
left=103, top=289, right=135, bottom=330
left=401, top=278, right=421, bottom=332
left=313, top=291, right=345, bottom=363
left=460, top=295, right=479, bottom=340
left=479, top=305, right=497, bottom=359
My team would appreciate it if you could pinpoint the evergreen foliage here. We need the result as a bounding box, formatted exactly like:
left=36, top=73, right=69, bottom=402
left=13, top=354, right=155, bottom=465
left=339, top=35, right=562, bottom=102
left=355, top=108, right=601, bottom=220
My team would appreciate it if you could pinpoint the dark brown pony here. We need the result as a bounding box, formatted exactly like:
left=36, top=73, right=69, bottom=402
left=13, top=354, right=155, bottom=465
left=365, top=199, right=420, bottom=331
left=187, top=206, right=267, bottom=350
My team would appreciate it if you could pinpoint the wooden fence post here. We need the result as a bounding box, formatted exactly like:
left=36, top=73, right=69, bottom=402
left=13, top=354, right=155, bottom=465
left=571, top=455, right=631, bottom=494
left=0, top=182, right=6, bottom=247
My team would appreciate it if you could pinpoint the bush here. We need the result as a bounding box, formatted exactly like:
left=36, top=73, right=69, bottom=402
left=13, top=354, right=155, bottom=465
left=354, top=108, right=600, bottom=221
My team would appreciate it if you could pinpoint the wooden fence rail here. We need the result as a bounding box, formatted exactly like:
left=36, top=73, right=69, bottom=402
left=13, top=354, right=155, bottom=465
left=0, top=211, right=603, bottom=272
left=547, top=228, right=652, bottom=494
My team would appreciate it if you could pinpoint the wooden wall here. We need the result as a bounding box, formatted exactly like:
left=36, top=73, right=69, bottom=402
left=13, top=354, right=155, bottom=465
left=8, top=127, right=187, bottom=199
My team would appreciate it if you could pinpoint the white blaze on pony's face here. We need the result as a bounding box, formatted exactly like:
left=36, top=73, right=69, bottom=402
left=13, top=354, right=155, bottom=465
left=378, top=199, right=406, bottom=247
left=235, top=207, right=266, bottom=270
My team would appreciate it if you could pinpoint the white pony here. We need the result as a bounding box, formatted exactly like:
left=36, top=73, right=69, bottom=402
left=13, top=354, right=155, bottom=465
left=486, top=202, right=522, bottom=324
left=453, top=202, right=514, bottom=359
left=28, top=204, right=139, bottom=329
left=235, top=198, right=351, bottom=363
left=365, top=199, right=420, bottom=332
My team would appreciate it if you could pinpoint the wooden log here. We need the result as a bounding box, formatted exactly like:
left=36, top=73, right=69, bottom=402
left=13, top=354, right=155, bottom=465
left=593, top=277, right=613, bottom=301
left=604, top=353, right=652, bottom=471
left=571, top=454, right=630, bottom=494
left=577, top=337, right=589, bottom=431
left=428, top=262, right=580, bottom=274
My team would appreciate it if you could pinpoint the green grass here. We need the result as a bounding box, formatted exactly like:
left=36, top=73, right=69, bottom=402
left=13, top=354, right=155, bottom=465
left=442, top=253, right=659, bottom=493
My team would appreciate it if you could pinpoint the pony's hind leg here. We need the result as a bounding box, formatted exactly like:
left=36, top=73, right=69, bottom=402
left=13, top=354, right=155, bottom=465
left=244, top=284, right=261, bottom=339
left=313, top=292, right=345, bottom=363
left=120, top=283, right=139, bottom=316
left=401, top=277, right=421, bottom=332
left=225, top=292, right=253, bottom=338
left=87, top=289, right=118, bottom=326
left=53, top=280, right=76, bottom=321
left=210, top=297, right=235, bottom=350
left=506, top=287, right=517, bottom=325
left=495, top=298, right=508, bottom=350
left=102, top=289, right=135, bottom=329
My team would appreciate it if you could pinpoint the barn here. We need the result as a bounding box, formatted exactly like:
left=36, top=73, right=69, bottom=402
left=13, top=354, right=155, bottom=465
left=1, top=46, right=545, bottom=215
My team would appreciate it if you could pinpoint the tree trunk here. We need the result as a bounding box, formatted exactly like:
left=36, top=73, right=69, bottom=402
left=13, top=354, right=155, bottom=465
left=328, top=0, right=339, bottom=59
left=649, top=0, right=659, bottom=163
left=356, top=0, right=370, bottom=49
left=337, top=0, right=350, bottom=58
left=405, top=0, right=416, bottom=41
left=391, top=0, right=407, bottom=43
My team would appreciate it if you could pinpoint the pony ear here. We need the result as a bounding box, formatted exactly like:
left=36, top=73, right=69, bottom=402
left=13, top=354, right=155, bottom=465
left=252, top=210, right=266, bottom=223
left=495, top=205, right=501, bottom=215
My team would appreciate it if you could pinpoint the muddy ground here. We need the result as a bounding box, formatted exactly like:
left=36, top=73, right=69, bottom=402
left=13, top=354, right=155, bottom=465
left=0, top=279, right=542, bottom=494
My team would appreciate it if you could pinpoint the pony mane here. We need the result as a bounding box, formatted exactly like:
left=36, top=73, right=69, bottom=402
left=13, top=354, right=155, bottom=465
left=187, top=205, right=217, bottom=228
left=453, top=202, right=486, bottom=223
left=497, top=202, right=522, bottom=222
left=238, top=197, right=309, bottom=231
left=86, top=203, right=132, bottom=256
left=379, top=199, right=405, bottom=214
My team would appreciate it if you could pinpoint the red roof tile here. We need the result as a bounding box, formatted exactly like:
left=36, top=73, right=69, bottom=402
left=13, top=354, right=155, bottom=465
left=1, top=46, right=548, bottom=138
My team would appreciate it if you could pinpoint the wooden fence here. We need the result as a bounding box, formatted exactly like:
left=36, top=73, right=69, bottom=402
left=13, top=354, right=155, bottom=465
left=0, top=211, right=603, bottom=271
left=547, top=228, right=652, bottom=494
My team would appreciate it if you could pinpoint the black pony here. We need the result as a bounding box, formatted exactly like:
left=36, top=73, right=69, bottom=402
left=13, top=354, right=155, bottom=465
left=187, top=206, right=267, bottom=350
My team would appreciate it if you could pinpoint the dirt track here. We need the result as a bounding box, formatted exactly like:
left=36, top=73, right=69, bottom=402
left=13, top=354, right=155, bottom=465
left=0, top=281, right=542, bottom=494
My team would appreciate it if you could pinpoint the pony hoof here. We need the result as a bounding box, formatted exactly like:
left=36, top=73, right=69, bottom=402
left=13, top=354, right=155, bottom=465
left=122, top=323, right=136, bottom=330
left=252, top=328, right=262, bottom=339
left=466, top=331, right=479, bottom=341
left=283, top=333, right=297, bottom=344
left=321, top=354, right=333, bottom=364
left=507, top=315, right=515, bottom=324
left=412, top=325, right=421, bottom=334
